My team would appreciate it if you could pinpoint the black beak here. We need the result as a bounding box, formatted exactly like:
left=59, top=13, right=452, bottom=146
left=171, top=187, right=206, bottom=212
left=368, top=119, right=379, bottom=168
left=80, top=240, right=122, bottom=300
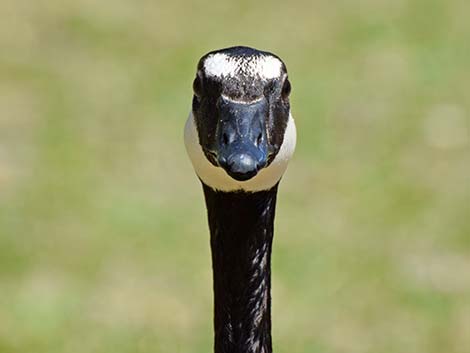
left=216, top=97, right=268, bottom=181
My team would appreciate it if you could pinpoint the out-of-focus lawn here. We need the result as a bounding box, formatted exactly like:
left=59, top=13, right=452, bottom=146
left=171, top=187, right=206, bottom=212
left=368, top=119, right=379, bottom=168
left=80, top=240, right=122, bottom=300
left=1, top=0, right=469, bottom=352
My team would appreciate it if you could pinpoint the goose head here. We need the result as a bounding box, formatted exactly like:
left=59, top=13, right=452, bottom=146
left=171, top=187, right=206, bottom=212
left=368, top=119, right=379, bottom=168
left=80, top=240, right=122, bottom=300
left=185, top=46, right=296, bottom=192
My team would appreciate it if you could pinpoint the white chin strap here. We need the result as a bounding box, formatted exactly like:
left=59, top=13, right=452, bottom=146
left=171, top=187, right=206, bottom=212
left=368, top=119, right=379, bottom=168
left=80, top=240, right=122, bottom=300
left=184, top=112, right=296, bottom=192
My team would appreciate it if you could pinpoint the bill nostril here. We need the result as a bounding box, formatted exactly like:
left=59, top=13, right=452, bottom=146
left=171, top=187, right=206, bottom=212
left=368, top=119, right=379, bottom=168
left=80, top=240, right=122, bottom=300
left=256, top=133, right=263, bottom=146
left=223, top=133, right=229, bottom=145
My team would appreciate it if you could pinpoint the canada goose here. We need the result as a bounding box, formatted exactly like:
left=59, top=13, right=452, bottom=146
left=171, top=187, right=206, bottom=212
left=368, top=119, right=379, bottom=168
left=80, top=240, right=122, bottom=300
left=185, top=46, right=296, bottom=353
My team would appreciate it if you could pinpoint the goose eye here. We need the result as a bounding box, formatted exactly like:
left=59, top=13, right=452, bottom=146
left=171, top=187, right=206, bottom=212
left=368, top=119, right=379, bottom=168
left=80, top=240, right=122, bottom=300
left=281, top=78, right=291, bottom=99
left=193, top=75, right=203, bottom=98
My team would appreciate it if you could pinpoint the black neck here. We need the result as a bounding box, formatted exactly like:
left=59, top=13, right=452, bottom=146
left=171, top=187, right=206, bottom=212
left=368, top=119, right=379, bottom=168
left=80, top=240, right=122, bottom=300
left=202, top=183, right=279, bottom=353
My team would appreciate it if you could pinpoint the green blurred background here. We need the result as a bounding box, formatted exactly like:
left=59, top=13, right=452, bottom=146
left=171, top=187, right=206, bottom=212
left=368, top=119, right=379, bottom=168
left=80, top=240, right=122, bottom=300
left=1, top=0, right=469, bottom=352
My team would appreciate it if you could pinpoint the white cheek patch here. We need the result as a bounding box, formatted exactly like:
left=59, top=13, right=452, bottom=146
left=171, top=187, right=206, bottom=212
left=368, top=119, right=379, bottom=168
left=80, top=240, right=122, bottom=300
left=184, top=112, right=296, bottom=192
left=203, top=53, right=283, bottom=80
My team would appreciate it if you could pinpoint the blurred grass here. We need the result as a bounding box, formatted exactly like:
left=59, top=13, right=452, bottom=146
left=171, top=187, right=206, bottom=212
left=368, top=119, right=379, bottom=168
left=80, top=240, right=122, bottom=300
left=0, top=0, right=469, bottom=352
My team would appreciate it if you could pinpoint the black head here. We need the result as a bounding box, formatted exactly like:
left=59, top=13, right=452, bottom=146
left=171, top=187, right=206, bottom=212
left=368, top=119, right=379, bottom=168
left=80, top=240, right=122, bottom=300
left=191, top=46, right=292, bottom=182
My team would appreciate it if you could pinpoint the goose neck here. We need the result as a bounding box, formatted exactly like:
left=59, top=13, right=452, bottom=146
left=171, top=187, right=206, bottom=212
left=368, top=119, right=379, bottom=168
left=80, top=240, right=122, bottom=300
left=203, top=183, right=278, bottom=353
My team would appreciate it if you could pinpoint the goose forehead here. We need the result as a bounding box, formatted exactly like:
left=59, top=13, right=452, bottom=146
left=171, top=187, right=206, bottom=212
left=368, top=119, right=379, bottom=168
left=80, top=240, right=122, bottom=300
left=203, top=53, right=283, bottom=80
